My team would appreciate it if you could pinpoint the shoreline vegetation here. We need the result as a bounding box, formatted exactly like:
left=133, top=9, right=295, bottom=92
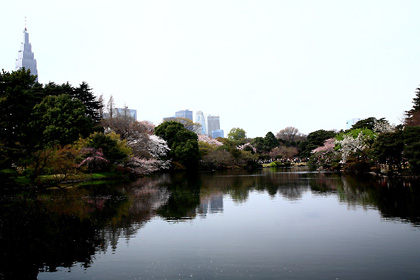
left=1, top=69, right=420, bottom=189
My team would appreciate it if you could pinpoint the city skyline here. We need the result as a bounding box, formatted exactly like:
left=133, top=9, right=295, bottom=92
left=2, top=1, right=420, bottom=138
left=165, top=109, right=224, bottom=137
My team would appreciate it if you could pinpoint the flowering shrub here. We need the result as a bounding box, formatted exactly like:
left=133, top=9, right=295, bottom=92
left=373, top=119, right=394, bottom=134
left=311, top=138, right=335, bottom=153
left=198, top=134, right=223, bottom=146
left=78, top=147, right=110, bottom=171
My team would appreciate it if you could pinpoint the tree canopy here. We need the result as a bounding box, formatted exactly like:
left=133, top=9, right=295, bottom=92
left=405, top=87, right=420, bottom=126
left=31, top=94, right=93, bottom=147
left=154, top=121, right=200, bottom=169
left=0, top=69, right=102, bottom=169
left=228, top=128, right=247, bottom=142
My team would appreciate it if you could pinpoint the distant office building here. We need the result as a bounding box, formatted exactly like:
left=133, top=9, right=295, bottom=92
left=175, top=109, right=193, bottom=121
left=195, top=111, right=207, bottom=135
left=346, top=118, right=361, bottom=129
left=16, top=26, right=38, bottom=81
left=116, top=108, right=137, bottom=120
left=163, top=117, right=176, bottom=122
left=211, top=129, right=224, bottom=138
left=104, top=107, right=137, bottom=120
left=207, top=115, right=220, bottom=137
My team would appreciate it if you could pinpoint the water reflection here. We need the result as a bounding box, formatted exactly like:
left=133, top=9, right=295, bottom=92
left=1, top=169, right=420, bottom=279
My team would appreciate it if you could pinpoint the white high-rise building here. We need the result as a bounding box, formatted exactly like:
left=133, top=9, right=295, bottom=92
left=195, top=111, right=207, bottom=135
left=16, top=26, right=38, bottom=81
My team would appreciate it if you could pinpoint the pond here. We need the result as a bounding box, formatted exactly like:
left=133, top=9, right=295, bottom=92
left=1, top=168, right=420, bottom=280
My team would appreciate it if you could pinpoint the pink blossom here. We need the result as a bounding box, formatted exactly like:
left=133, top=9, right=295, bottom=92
left=78, top=148, right=109, bottom=168
left=198, top=134, right=223, bottom=146
left=312, top=138, right=336, bottom=153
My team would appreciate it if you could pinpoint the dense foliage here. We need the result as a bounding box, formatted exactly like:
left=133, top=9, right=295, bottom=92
left=154, top=121, right=200, bottom=169
left=0, top=69, right=170, bottom=185
left=1, top=69, right=420, bottom=185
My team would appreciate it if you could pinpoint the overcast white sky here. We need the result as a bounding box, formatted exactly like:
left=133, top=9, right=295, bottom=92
left=1, top=0, right=419, bottom=137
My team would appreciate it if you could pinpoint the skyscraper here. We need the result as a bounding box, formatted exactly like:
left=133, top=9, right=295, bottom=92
left=207, top=115, right=220, bottom=137
left=195, top=111, right=207, bottom=135
left=16, top=26, right=38, bottom=80
left=175, top=109, right=193, bottom=121
left=211, top=129, right=224, bottom=138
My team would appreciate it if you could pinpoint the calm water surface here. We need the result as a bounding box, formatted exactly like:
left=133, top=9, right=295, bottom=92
left=1, top=168, right=420, bottom=279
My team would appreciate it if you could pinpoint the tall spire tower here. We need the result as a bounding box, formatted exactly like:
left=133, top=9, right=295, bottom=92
left=15, top=18, right=38, bottom=80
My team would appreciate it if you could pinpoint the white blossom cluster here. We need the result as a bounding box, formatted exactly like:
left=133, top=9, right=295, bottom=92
left=335, top=132, right=368, bottom=162
left=129, top=157, right=171, bottom=175
left=147, top=135, right=170, bottom=158
left=237, top=143, right=257, bottom=153
left=373, top=120, right=394, bottom=134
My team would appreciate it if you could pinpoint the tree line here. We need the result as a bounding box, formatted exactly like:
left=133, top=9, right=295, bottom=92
left=1, top=69, right=420, bottom=187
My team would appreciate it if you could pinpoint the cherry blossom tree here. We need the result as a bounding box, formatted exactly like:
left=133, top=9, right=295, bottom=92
left=139, top=121, right=155, bottom=135
left=147, top=135, right=171, bottom=158
left=198, top=134, right=223, bottom=146
left=127, top=135, right=171, bottom=175
left=335, top=130, right=373, bottom=162
left=78, top=147, right=109, bottom=172
left=128, top=157, right=171, bottom=175
left=373, top=119, right=395, bottom=134
left=309, top=138, right=341, bottom=171
left=311, top=138, right=336, bottom=153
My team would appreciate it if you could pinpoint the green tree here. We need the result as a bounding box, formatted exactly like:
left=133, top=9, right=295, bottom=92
left=0, top=69, right=43, bottom=168
left=251, top=137, right=266, bottom=154
left=264, top=131, right=279, bottom=151
left=228, top=128, right=247, bottom=142
left=43, top=81, right=73, bottom=96
left=43, top=81, right=103, bottom=125
left=405, top=87, right=420, bottom=126
left=87, top=132, right=131, bottom=166
left=372, top=131, right=404, bottom=172
left=351, top=117, right=378, bottom=130
left=31, top=94, right=93, bottom=147
left=402, top=126, right=420, bottom=174
left=155, top=121, right=200, bottom=169
left=72, top=82, right=103, bottom=125
left=299, top=129, right=336, bottom=157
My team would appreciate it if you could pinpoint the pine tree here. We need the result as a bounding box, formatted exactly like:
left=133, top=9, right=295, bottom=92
left=405, top=87, right=420, bottom=126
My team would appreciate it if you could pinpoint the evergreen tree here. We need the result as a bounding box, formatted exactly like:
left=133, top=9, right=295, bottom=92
left=0, top=69, right=43, bottom=167
left=72, top=82, right=102, bottom=124
left=264, top=131, right=279, bottom=151
left=405, top=87, right=420, bottom=126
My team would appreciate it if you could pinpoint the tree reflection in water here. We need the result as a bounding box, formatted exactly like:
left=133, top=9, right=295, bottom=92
left=1, top=169, right=419, bottom=279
